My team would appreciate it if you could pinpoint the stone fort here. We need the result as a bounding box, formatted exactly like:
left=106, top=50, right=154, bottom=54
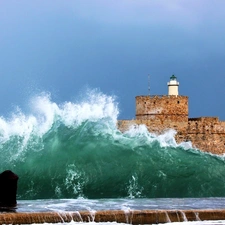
left=118, top=75, right=225, bottom=155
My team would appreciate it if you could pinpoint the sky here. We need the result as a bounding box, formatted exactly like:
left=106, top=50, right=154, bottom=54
left=0, top=0, right=224, bottom=120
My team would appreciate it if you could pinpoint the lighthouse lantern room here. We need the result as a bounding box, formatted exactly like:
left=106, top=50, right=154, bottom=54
left=167, top=74, right=179, bottom=96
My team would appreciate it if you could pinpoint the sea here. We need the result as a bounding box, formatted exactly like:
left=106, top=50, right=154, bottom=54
left=1, top=89, right=225, bottom=224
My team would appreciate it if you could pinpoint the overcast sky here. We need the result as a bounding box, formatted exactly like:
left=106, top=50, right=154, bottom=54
left=0, top=0, right=224, bottom=120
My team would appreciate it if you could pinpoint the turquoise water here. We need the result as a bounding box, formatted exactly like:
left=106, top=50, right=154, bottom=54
left=0, top=90, right=225, bottom=200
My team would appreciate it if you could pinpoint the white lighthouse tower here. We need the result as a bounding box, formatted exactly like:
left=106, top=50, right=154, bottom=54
left=167, top=75, right=179, bottom=96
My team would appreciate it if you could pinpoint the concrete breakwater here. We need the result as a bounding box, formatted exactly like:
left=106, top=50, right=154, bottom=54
left=1, top=209, right=225, bottom=224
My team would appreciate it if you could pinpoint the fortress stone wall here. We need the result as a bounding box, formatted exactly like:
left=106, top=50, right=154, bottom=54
left=136, top=95, right=188, bottom=123
left=118, top=95, right=225, bottom=155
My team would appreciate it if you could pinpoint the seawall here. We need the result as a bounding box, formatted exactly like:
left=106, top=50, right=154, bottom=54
left=1, top=209, right=225, bottom=224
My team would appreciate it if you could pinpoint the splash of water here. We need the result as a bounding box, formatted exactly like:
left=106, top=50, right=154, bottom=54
left=0, top=89, right=224, bottom=200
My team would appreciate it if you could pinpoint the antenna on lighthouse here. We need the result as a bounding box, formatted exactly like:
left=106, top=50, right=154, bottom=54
left=148, top=74, right=150, bottom=96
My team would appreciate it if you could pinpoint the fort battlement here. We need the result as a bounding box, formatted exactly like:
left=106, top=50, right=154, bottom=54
left=136, top=95, right=188, bottom=123
left=118, top=75, right=225, bottom=155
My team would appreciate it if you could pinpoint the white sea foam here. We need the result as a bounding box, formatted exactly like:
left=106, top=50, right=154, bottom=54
left=0, top=109, right=37, bottom=142
left=59, top=89, right=118, bottom=127
left=124, top=124, right=179, bottom=148
left=123, top=123, right=194, bottom=150
left=0, top=90, right=120, bottom=162
left=0, top=90, right=119, bottom=141
left=65, top=164, right=86, bottom=197
left=30, top=90, right=119, bottom=133
left=0, top=89, right=194, bottom=158
left=127, top=174, right=143, bottom=198
left=157, top=129, right=178, bottom=147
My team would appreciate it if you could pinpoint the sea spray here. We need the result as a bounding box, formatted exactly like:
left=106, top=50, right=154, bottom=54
left=0, top=90, right=225, bottom=199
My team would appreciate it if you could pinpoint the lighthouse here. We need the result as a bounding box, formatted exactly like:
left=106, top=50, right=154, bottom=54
left=167, top=75, right=179, bottom=96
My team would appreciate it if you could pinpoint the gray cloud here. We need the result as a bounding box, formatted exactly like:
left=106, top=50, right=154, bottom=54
left=0, top=0, right=224, bottom=120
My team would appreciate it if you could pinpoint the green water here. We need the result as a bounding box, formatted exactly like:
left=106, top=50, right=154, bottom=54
left=0, top=91, right=224, bottom=200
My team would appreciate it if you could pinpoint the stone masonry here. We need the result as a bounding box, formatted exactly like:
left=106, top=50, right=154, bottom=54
left=117, top=95, right=225, bottom=155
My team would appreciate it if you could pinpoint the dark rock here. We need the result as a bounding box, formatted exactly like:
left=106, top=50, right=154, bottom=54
left=0, top=170, right=18, bottom=207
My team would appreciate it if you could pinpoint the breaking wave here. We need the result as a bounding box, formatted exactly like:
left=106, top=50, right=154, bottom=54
left=0, top=89, right=224, bottom=200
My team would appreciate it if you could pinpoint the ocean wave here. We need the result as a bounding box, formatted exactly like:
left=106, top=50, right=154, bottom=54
left=0, top=90, right=224, bottom=199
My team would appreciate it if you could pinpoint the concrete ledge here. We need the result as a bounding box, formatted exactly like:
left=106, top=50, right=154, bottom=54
left=0, top=209, right=225, bottom=224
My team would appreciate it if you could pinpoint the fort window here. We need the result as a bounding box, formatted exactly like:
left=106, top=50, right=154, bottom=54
left=177, top=101, right=180, bottom=104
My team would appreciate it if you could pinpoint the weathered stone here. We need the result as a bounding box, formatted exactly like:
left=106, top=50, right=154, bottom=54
left=118, top=95, right=225, bottom=154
